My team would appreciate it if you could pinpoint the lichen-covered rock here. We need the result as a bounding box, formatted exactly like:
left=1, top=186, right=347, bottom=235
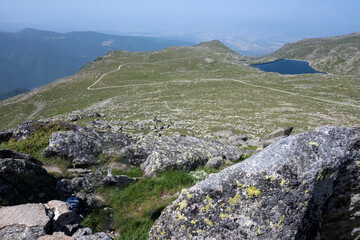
left=0, top=149, right=59, bottom=206
left=121, top=135, right=244, bottom=177
left=42, top=127, right=133, bottom=167
left=149, top=126, right=360, bottom=239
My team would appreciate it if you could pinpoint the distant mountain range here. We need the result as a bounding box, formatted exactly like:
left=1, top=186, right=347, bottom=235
left=0, top=28, right=193, bottom=96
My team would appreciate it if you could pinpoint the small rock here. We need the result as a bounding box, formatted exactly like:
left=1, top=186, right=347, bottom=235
left=205, top=156, right=225, bottom=169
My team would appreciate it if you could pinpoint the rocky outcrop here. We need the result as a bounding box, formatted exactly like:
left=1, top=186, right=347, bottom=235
left=0, top=149, right=59, bottom=206
left=121, top=135, right=244, bottom=177
left=149, top=126, right=360, bottom=239
left=42, top=127, right=134, bottom=167
left=0, top=200, right=112, bottom=240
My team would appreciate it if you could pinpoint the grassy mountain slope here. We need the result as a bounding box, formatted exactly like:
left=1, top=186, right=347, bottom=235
left=0, top=28, right=193, bottom=94
left=0, top=40, right=358, bottom=138
left=267, top=33, right=360, bottom=75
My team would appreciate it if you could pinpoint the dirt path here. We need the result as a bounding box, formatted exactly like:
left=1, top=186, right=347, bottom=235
left=86, top=53, right=224, bottom=90
left=86, top=54, right=360, bottom=109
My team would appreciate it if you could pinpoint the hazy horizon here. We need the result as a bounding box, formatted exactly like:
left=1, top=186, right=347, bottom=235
left=1, top=0, right=360, bottom=56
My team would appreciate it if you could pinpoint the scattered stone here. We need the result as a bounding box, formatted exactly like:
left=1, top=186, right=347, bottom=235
left=101, top=175, right=138, bottom=189
left=70, top=115, right=80, bottom=122
left=205, top=156, right=225, bottom=169
left=263, top=126, right=293, bottom=148
left=149, top=126, right=360, bottom=240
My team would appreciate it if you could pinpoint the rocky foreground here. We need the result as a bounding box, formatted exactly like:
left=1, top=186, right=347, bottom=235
left=1, top=119, right=359, bottom=239
left=150, top=126, right=360, bottom=239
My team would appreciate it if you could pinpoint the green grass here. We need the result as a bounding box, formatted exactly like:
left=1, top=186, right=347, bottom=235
left=112, top=166, right=143, bottom=178
left=0, top=121, right=72, bottom=170
left=83, top=169, right=195, bottom=239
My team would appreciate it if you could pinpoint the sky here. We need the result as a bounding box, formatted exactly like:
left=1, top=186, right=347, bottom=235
left=1, top=0, right=360, bottom=55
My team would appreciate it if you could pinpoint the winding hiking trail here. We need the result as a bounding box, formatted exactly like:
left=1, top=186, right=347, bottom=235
left=86, top=53, right=360, bottom=110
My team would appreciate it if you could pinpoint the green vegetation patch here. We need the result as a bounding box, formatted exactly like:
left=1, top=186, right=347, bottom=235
left=111, top=166, right=143, bottom=178
left=0, top=121, right=72, bottom=169
left=84, top=169, right=195, bottom=239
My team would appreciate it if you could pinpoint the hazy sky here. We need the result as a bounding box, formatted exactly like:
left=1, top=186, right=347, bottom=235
left=1, top=0, right=360, bottom=55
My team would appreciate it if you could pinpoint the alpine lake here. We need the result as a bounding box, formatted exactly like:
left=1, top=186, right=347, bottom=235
left=251, top=59, right=327, bottom=75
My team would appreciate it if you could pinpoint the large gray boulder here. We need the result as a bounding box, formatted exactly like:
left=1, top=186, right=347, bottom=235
left=0, top=203, right=50, bottom=240
left=149, top=126, right=360, bottom=239
left=121, top=135, right=244, bottom=177
left=42, top=127, right=133, bottom=167
left=0, top=149, right=59, bottom=206
left=0, top=201, right=112, bottom=240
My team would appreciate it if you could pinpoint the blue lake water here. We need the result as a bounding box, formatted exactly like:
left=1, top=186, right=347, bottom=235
left=251, top=59, right=326, bottom=75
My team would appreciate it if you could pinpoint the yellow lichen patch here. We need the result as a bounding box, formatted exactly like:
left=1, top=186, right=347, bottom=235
left=206, top=195, right=213, bottom=202
left=286, top=187, right=291, bottom=192
left=178, top=199, right=188, bottom=210
left=225, top=207, right=231, bottom=213
left=279, top=215, right=285, bottom=224
left=309, top=142, right=319, bottom=147
left=280, top=179, right=286, bottom=186
left=246, top=186, right=261, bottom=198
left=161, top=229, right=166, bottom=236
left=237, top=182, right=245, bottom=187
left=176, top=212, right=185, bottom=220
left=316, top=129, right=320, bottom=133
left=257, top=226, right=262, bottom=235
left=190, top=220, right=198, bottom=224
left=181, top=225, right=186, bottom=229
left=305, top=189, right=309, bottom=194
left=229, top=193, right=242, bottom=205
left=264, top=174, right=276, bottom=181
left=187, top=193, right=193, bottom=199
left=201, top=202, right=211, bottom=213
left=204, top=218, right=213, bottom=226
left=220, top=213, right=231, bottom=220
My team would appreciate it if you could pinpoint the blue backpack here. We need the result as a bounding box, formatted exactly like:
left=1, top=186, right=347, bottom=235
left=66, top=196, right=80, bottom=213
